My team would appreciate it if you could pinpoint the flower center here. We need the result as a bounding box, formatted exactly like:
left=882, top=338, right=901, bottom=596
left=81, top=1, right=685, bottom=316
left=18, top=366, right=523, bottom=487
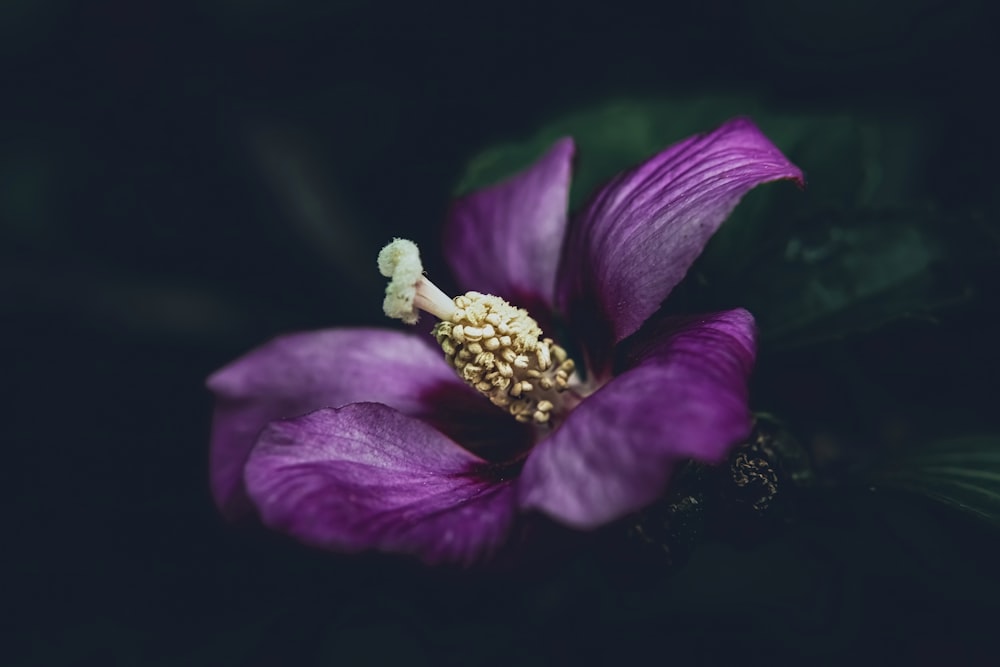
left=379, top=238, right=577, bottom=427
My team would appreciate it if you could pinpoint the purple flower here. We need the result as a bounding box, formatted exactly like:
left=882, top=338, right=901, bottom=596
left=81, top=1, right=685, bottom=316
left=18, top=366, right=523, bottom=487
left=208, top=118, right=803, bottom=565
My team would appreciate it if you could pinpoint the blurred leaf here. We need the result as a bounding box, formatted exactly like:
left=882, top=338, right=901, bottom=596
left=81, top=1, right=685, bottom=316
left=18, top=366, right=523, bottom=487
left=877, top=436, right=1000, bottom=526
left=454, top=95, right=926, bottom=210
left=453, top=97, right=995, bottom=347
left=247, top=123, right=378, bottom=285
left=693, top=206, right=977, bottom=347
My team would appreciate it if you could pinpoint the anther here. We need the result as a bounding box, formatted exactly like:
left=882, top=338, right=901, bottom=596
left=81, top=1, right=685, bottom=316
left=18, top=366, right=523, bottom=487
left=379, top=238, right=577, bottom=427
left=431, top=290, right=574, bottom=427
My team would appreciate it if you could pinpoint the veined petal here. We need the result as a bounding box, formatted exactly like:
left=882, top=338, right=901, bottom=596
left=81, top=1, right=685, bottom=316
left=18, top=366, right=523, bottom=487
left=517, top=309, right=756, bottom=529
left=244, top=403, right=517, bottom=566
left=208, top=327, right=524, bottom=519
left=557, top=118, right=802, bottom=373
left=444, top=138, right=575, bottom=318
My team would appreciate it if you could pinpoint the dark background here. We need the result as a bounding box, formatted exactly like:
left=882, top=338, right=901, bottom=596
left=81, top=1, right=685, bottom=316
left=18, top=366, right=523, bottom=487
left=5, top=1, right=999, bottom=665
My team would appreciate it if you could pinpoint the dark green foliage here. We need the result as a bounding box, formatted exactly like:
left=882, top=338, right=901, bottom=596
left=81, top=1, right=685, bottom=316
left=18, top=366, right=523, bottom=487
left=878, top=436, right=1000, bottom=525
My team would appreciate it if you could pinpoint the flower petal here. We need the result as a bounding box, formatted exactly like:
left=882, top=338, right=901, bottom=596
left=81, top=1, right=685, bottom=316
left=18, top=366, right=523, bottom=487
left=444, top=138, right=574, bottom=318
left=208, top=327, right=524, bottom=519
left=517, top=309, right=756, bottom=529
left=557, top=118, right=802, bottom=373
left=244, top=403, right=516, bottom=565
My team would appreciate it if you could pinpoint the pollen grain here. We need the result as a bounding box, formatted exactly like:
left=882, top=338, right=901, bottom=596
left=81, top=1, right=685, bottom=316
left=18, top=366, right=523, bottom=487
left=433, top=292, right=575, bottom=426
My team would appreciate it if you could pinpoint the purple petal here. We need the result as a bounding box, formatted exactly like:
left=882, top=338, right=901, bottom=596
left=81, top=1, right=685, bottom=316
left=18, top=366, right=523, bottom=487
left=208, top=327, right=525, bottom=519
left=244, top=403, right=516, bottom=565
left=444, top=138, right=574, bottom=318
left=517, top=309, right=757, bottom=529
left=557, top=118, right=802, bottom=373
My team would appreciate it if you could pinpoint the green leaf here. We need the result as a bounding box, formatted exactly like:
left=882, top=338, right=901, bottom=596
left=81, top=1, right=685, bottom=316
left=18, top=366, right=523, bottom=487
left=689, top=206, right=976, bottom=347
left=453, top=96, right=975, bottom=347
left=455, top=95, right=926, bottom=210
left=876, top=436, right=1000, bottom=526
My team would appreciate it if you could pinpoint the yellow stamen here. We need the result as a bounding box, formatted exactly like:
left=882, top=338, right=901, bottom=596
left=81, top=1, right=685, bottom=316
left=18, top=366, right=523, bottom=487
left=379, top=239, right=576, bottom=427
left=433, top=292, right=574, bottom=426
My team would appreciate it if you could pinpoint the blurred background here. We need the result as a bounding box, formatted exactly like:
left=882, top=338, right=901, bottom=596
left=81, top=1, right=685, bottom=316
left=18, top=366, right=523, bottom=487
left=5, top=1, right=999, bottom=665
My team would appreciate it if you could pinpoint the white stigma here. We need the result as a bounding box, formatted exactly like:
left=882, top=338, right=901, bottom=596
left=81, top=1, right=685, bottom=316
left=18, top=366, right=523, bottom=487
left=378, top=238, right=457, bottom=324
